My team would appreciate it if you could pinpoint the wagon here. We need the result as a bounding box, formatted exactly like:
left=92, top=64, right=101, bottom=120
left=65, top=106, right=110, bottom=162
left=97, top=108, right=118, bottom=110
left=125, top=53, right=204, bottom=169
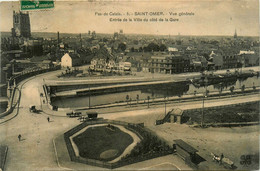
left=86, top=111, right=98, bottom=120
left=222, top=157, right=234, bottom=169
left=29, top=105, right=37, bottom=113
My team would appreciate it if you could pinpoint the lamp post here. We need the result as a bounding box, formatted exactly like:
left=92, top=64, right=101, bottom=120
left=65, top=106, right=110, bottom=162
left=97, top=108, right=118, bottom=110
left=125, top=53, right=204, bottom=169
left=201, top=76, right=208, bottom=127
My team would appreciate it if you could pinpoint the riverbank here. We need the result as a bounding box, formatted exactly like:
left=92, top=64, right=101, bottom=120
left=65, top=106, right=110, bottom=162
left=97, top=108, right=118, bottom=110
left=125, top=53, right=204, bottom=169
left=45, top=66, right=259, bottom=109
left=50, top=85, right=259, bottom=112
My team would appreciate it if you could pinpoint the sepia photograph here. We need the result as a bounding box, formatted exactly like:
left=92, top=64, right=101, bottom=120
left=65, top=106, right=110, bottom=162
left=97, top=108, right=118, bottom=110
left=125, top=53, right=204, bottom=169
left=0, top=0, right=259, bottom=170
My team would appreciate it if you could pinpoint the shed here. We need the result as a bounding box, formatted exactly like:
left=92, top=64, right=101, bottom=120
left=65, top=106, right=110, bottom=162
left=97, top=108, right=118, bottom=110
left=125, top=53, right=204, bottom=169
left=169, top=108, right=183, bottom=124
left=173, top=139, right=198, bottom=162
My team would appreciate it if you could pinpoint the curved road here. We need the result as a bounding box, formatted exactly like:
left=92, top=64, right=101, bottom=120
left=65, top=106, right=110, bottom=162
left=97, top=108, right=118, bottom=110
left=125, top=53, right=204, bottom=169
left=0, top=70, right=259, bottom=170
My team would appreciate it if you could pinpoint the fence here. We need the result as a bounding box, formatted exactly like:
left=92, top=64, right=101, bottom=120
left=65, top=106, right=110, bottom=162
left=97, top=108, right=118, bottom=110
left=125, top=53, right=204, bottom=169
left=0, top=87, right=20, bottom=119
left=63, top=119, right=172, bottom=169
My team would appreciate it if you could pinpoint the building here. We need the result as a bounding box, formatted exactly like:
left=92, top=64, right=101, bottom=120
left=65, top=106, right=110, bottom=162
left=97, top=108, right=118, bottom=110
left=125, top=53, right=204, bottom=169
left=149, top=54, right=191, bottom=74
left=106, top=59, right=116, bottom=69
left=149, top=55, right=172, bottom=74
left=119, top=62, right=131, bottom=71
left=61, top=53, right=81, bottom=67
left=12, top=11, right=31, bottom=38
left=222, top=53, right=239, bottom=69
left=209, top=51, right=223, bottom=70
left=238, top=50, right=259, bottom=67
left=172, top=54, right=191, bottom=73
left=90, top=58, right=106, bottom=71
left=169, top=108, right=183, bottom=124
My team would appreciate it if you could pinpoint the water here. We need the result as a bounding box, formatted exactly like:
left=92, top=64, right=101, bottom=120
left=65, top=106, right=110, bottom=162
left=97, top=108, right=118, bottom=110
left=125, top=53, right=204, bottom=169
left=52, top=76, right=260, bottom=108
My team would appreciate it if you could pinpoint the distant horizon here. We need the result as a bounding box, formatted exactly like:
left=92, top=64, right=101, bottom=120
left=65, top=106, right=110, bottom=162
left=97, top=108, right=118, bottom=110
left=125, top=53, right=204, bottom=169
left=1, top=31, right=258, bottom=38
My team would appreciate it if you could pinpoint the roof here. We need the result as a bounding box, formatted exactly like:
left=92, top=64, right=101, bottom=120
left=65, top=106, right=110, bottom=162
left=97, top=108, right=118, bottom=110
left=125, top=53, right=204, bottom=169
left=173, top=139, right=198, bottom=153
left=86, top=111, right=98, bottom=115
left=239, top=50, right=255, bottom=55
left=62, top=53, right=80, bottom=59
left=169, top=108, right=183, bottom=116
left=61, top=53, right=70, bottom=59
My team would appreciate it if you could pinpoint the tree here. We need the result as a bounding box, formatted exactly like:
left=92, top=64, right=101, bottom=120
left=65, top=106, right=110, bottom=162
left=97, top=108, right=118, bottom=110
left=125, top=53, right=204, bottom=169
left=136, top=94, right=139, bottom=104
left=229, top=86, right=234, bottom=94
left=133, top=40, right=139, bottom=45
left=147, top=96, right=150, bottom=108
left=118, top=42, right=127, bottom=52
left=159, top=44, right=167, bottom=51
left=206, top=90, right=209, bottom=96
left=147, top=42, right=160, bottom=52
left=178, top=94, right=182, bottom=102
left=126, top=95, right=129, bottom=104
left=219, top=87, right=223, bottom=97
left=241, top=85, right=245, bottom=94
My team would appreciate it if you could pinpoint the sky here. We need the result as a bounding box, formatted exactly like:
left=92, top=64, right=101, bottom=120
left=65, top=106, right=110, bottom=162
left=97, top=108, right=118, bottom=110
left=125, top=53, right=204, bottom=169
left=0, top=0, right=259, bottom=36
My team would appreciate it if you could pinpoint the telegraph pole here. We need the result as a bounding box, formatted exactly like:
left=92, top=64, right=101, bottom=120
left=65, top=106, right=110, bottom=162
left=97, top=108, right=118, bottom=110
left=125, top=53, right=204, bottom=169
left=88, top=85, right=90, bottom=109
left=201, top=76, right=208, bottom=127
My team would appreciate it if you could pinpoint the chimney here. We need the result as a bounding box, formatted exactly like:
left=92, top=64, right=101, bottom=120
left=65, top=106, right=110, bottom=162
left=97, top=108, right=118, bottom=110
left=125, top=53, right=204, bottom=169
left=57, top=31, right=60, bottom=44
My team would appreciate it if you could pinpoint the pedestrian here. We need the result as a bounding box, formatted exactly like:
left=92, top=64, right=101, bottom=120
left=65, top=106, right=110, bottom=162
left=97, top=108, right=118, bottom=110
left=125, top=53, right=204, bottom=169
left=220, top=153, right=224, bottom=163
left=47, top=117, right=50, bottom=122
left=18, top=134, right=21, bottom=141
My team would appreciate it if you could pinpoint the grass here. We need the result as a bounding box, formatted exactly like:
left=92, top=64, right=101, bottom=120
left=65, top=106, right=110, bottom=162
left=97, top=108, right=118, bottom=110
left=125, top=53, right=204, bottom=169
left=183, top=101, right=259, bottom=124
left=72, top=125, right=133, bottom=161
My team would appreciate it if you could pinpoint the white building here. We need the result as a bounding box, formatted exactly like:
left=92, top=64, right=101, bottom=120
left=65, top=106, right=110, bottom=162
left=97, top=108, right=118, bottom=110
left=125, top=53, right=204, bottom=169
left=61, top=53, right=72, bottom=67
left=61, top=53, right=81, bottom=68
left=119, top=62, right=131, bottom=71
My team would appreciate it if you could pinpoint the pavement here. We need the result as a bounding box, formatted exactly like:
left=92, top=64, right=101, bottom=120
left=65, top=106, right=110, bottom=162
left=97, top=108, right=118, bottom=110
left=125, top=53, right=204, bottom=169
left=0, top=68, right=259, bottom=170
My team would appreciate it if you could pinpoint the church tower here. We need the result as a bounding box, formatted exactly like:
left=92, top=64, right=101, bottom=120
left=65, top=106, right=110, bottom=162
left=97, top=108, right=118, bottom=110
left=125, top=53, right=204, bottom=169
left=234, top=29, right=237, bottom=39
left=12, top=11, right=31, bottom=38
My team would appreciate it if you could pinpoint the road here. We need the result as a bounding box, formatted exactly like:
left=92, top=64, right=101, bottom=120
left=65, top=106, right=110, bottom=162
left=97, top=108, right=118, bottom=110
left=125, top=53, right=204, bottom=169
left=0, top=69, right=259, bottom=170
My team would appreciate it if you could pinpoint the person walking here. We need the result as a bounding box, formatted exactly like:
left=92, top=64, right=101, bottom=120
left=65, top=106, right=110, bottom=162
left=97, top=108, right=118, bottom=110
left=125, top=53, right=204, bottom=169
left=18, top=134, right=21, bottom=141
left=220, top=153, right=224, bottom=164
left=47, top=117, right=50, bottom=122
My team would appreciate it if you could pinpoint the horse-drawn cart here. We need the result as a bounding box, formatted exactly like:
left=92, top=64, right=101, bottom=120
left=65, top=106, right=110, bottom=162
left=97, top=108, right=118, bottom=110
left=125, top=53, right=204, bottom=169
left=211, top=152, right=234, bottom=169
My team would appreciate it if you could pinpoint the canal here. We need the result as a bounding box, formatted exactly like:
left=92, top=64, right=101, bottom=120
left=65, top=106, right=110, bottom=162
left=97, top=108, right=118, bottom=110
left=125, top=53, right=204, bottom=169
left=51, top=76, right=260, bottom=108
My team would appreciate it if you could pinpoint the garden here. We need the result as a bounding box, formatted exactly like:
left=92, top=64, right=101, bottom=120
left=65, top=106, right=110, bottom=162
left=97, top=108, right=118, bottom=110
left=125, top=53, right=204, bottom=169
left=182, top=101, right=259, bottom=124
left=72, top=125, right=133, bottom=161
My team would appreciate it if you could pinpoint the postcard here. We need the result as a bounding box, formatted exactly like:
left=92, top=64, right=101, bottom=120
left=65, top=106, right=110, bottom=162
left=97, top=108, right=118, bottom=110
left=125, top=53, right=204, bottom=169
left=0, top=0, right=259, bottom=170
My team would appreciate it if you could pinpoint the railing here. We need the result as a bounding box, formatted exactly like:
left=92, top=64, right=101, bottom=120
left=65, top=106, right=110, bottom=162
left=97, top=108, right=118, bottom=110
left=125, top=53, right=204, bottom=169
left=0, top=66, right=61, bottom=118
left=8, top=66, right=61, bottom=87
